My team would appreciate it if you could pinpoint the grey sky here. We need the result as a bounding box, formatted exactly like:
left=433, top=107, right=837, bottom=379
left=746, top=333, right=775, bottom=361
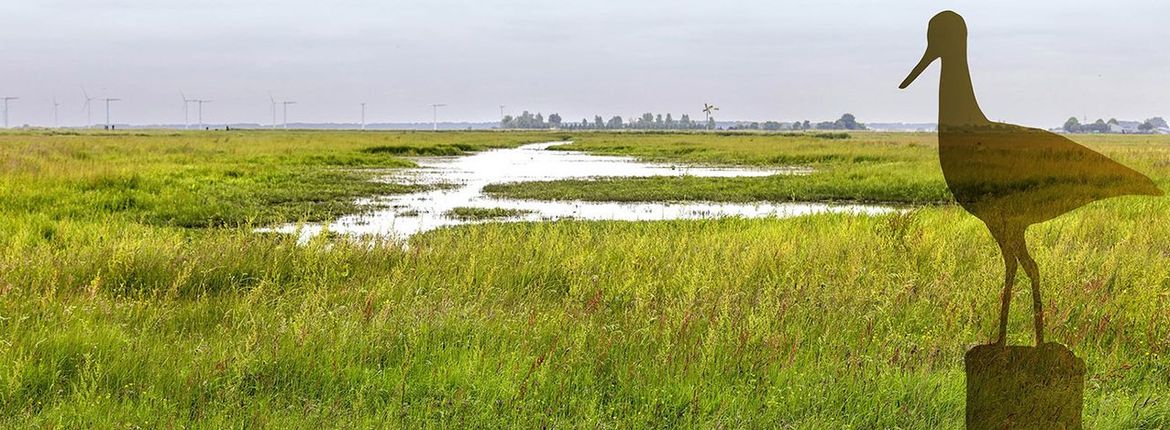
left=1, top=0, right=1166, bottom=127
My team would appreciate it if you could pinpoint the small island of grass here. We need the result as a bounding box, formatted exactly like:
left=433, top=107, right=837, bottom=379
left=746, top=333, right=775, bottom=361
left=445, top=207, right=534, bottom=220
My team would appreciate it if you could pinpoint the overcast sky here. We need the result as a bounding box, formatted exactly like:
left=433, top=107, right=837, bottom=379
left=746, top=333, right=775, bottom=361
left=1, top=0, right=1166, bottom=127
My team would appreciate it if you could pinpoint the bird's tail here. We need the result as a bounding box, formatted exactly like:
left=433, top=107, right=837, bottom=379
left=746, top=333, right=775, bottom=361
left=1112, top=162, right=1164, bottom=198
left=1130, top=175, right=1164, bottom=197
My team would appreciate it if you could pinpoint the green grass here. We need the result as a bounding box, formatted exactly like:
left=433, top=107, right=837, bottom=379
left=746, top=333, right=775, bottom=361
left=446, top=207, right=534, bottom=220
left=1, top=130, right=1168, bottom=427
left=0, top=130, right=556, bottom=228
left=485, top=132, right=1170, bottom=204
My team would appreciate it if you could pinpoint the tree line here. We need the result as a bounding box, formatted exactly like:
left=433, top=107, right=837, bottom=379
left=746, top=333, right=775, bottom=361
left=1063, top=116, right=1167, bottom=134
left=727, top=114, right=866, bottom=131
left=501, top=111, right=712, bottom=130
left=500, top=111, right=867, bottom=131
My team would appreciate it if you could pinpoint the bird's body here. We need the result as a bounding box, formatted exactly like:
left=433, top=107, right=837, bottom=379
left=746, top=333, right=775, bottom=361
left=900, top=11, right=1162, bottom=346
left=941, top=123, right=1161, bottom=230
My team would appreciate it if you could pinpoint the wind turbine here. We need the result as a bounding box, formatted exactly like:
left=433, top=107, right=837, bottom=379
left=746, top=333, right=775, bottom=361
left=281, top=100, right=296, bottom=129
left=193, top=99, right=211, bottom=129
left=181, top=92, right=193, bottom=129
left=268, top=93, right=278, bottom=129
left=52, top=97, right=61, bottom=128
left=1, top=96, right=17, bottom=128
left=101, top=97, right=121, bottom=129
left=360, top=102, right=366, bottom=130
left=81, top=88, right=96, bottom=128
left=431, top=103, right=446, bottom=131
left=702, top=103, right=719, bottom=130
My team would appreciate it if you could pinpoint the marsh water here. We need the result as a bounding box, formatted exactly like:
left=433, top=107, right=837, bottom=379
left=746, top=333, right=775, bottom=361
left=271, top=142, right=892, bottom=240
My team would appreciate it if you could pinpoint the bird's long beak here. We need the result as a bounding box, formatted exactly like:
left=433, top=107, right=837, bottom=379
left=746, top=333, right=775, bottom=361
left=899, top=48, right=938, bottom=89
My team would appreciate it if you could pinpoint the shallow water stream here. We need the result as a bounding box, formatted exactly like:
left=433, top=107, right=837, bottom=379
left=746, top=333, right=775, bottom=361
left=270, top=142, right=892, bottom=240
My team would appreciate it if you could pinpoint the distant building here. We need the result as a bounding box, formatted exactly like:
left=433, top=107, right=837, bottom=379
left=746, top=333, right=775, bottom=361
left=1109, top=121, right=1142, bottom=134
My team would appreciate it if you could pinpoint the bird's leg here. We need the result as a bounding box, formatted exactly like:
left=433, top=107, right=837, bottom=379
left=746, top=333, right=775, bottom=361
left=1018, top=249, right=1043, bottom=346
left=996, top=251, right=1018, bottom=346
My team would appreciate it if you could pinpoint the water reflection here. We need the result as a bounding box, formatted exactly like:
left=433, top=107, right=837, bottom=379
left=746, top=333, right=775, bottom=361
left=269, top=142, right=892, bottom=240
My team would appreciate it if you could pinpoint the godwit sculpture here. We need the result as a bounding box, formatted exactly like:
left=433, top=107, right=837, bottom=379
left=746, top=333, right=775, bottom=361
left=899, top=11, right=1162, bottom=346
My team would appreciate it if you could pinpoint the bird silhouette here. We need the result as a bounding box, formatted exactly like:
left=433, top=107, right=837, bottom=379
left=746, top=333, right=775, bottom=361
left=899, top=11, right=1162, bottom=346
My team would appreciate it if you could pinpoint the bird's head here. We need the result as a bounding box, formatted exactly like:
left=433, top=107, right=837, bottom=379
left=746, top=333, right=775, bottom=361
left=899, top=10, right=967, bottom=89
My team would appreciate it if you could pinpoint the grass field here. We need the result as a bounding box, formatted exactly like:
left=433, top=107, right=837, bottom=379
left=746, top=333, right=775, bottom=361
left=1, top=130, right=1168, bottom=428
left=486, top=132, right=1169, bottom=205
left=0, top=130, right=559, bottom=229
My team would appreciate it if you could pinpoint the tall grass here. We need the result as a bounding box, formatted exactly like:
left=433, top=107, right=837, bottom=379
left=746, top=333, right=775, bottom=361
left=1, top=130, right=1167, bottom=427
left=487, top=132, right=1170, bottom=205
left=0, top=130, right=558, bottom=228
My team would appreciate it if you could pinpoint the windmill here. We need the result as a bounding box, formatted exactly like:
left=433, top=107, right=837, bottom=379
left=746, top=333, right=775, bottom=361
left=360, top=102, right=366, bottom=130
left=180, top=91, right=194, bottom=129
left=431, top=103, right=446, bottom=131
left=101, top=97, right=121, bottom=129
left=52, top=97, right=61, bottom=128
left=702, top=103, right=719, bottom=130
left=281, top=100, right=296, bottom=129
left=181, top=92, right=193, bottom=129
left=81, top=88, right=96, bottom=128
left=1, top=96, right=17, bottom=128
left=193, top=99, right=211, bottom=129
left=268, top=93, right=278, bottom=129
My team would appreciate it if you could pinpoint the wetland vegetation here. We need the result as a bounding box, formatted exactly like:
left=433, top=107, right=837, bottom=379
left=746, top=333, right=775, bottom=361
left=445, top=206, right=534, bottom=220
left=1, top=129, right=1167, bottom=427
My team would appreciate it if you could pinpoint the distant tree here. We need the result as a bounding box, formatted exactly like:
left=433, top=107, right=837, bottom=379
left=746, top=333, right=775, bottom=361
left=535, top=113, right=545, bottom=127
left=680, top=114, right=691, bottom=128
left=607, top=116, right=624, bottom=129
left=842, top=113, right=857, bottom=125
left=640, top=113, right=654, bottom=128
left=501, top=115, right=514, bottom=128
left=1091, top=118, right=1108, bottom=133
left=802, top=120, right=811, bottom=130
left=707, top=117, right=716, bottom=130
left=1148, top=117, right=1168, bottom=129
left=828, top=113, right=866, bottom=130
left=548, top=113, right=562, bottom=127
left=1063, top=117, right=1081, bottom=133
left=594, top=115, right=604, bottom=129
left=763, top=121, right=782, bottom=131
left=1107, top=118, right=1119, bottom=125
left=516, top=111, right=532, bottom=128
left=1139, top=121, right=1154, bottom=132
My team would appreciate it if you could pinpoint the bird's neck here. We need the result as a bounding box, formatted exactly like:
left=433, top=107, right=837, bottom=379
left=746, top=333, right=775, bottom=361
left=938, top=51, right=989, bottom=130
